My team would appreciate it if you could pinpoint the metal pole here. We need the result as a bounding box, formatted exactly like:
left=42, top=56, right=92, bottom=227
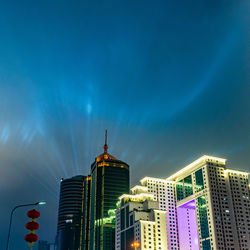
left=6, top=202, right=39, bottom=250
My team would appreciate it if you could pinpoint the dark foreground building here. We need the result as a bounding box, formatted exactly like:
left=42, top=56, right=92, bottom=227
left=56, top=131, right=130, bottom=250
left=56, top=175, right=85, bottom=250
left=38, top=240, right=56, bottom=250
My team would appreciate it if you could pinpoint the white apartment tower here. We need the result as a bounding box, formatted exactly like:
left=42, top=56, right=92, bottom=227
left=166, top=155, right=250, bottom=250
left=139, top=178, right=179, bottom=249
left=115, top=155, right=250, bottom=250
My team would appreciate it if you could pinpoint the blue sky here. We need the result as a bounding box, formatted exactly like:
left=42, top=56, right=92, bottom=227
left=0, top=0, right=249, bottom=248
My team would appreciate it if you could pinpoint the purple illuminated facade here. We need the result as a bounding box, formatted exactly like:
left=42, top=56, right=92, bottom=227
left=118, top=156, right=250, bottom=250
left=177, top=200, right=199, bottom=250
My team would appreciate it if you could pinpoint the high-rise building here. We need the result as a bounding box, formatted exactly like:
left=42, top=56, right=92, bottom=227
left=139, top=177, right=179, bottom=249
left=88, top=131, right=130, bottom=250
left=116, top=155, right=250, bottom=250
left=56, top=175, right=86, bottom=250
left=116, top=191, right=167, bottom=250
left=56, top=131, right=130, bottom=250
left=167, top=155, right=250, bottom=250
left=80, top=175, right=92, bottom=249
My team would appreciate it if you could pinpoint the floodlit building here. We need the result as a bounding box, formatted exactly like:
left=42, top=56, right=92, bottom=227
left=88, top=131, right=130, bottom=250
left=167, top=155, right=250, bottom=250
left=56, top=131, right=130, bottom=250
left=139, top=177, right=179, bottom=249
left=116, top=155, right=250, bottom=250
left=116, top=192, right=167, bottom=250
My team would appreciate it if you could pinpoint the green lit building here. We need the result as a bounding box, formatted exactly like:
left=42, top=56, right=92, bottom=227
left=88, top=132, right=130, bottom=250
left=56, top=131, right=129, bottom=250
left=80, top=175, right=92, bottom=250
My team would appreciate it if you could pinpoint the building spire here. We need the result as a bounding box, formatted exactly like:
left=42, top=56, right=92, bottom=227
left=103, top=129, right=108, bottom=153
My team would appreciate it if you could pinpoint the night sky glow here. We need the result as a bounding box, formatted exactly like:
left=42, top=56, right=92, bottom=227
left=0, top=0, right=249, bottom=249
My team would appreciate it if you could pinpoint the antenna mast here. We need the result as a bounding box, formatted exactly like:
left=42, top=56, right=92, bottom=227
left=104, top=129, right=108, bottom=153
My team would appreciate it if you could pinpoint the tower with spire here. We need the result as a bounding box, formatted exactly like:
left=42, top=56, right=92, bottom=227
left=104, top=129, right=108, bottom=153
left=82, top=130, right=130, bottom=250
left=56, top=131, right=129, bottom=250
left=93, top=130, right=119, bottom=164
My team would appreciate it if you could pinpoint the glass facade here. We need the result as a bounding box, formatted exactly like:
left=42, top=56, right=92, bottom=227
left=121, top=231, right=125, bottom=250
left=202, top=239, right=211, bottom=250
left=81, top=177, right=91, bottom=250
left=119, top=203, right=137, bottom=250
left=89, top=171, right=96, bottom=250
left=197, top=196, right=209, bottom=239
left=184, top=175, right=193, bottom=197
left=195, top=169, right=204, bottom=192
left=121, top=208, right=125, bottom=230
left=125, top=227, right=134, bottom=250
left=176, top=180, right=184, bottom=201
left=175, top=169, right=208, bottom=248
left=176, top=175, right=193, bottom=201
left=89, top=159, right=129, bottom=250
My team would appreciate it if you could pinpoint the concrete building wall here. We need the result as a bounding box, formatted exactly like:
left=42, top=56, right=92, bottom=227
left=116, top=200, right=167, bottom=250
left=227, top=170, right=250, bottom=250
left=140, top=177, right=179, bottom=249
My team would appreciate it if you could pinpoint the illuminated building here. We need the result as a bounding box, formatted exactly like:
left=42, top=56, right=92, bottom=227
left=139, top=177, right=179, bottom=249
left=88, top=130, right=130, bottom=250
left=167, top=155, right=250, bottom=250
left=81, top=175, right=92, bottom=250
left=56, top=131, right=129, bottom=250
left=116, top=155, right=250, bottom=250
left=56, top=175, right=86, bottom=250
left=116, top=192, right=167, bottom=250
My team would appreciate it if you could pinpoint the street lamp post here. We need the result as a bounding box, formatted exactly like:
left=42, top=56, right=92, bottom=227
left=6, top=201, right=46, bottom=250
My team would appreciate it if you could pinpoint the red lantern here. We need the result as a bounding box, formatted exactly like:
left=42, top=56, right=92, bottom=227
left=27, top=209, right=40, bottom=219
left=26, top=221, right=39, bottom=230
left=25, top=209, right=40, bottom=247
left=24, top=233, right=38, bottom=243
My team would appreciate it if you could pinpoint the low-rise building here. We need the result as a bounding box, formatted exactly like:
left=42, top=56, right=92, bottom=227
left=116, top=191, right=167, bottom=250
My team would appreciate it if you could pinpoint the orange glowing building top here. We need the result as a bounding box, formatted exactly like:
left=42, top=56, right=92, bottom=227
left=91, top=130, right=129, bottom=173
left=95, top=129, right=118, bottom=162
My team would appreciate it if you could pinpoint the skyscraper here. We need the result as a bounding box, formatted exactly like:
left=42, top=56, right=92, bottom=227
left=56, top=131, right=130, bottom=250
left=116, top=155, right=250, bottom=250
left=56, top=175, right=86, bottom=250
left=88, top=130, right=130, bottom=250
left=167, top=155, right=250, bottom=250
left=81, top=175, right=92, bottom=249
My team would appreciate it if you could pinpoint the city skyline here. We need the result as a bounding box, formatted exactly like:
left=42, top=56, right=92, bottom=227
left=0, top=0, right=249, bottom=249
left=53, top=154, right=250, bottom=250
